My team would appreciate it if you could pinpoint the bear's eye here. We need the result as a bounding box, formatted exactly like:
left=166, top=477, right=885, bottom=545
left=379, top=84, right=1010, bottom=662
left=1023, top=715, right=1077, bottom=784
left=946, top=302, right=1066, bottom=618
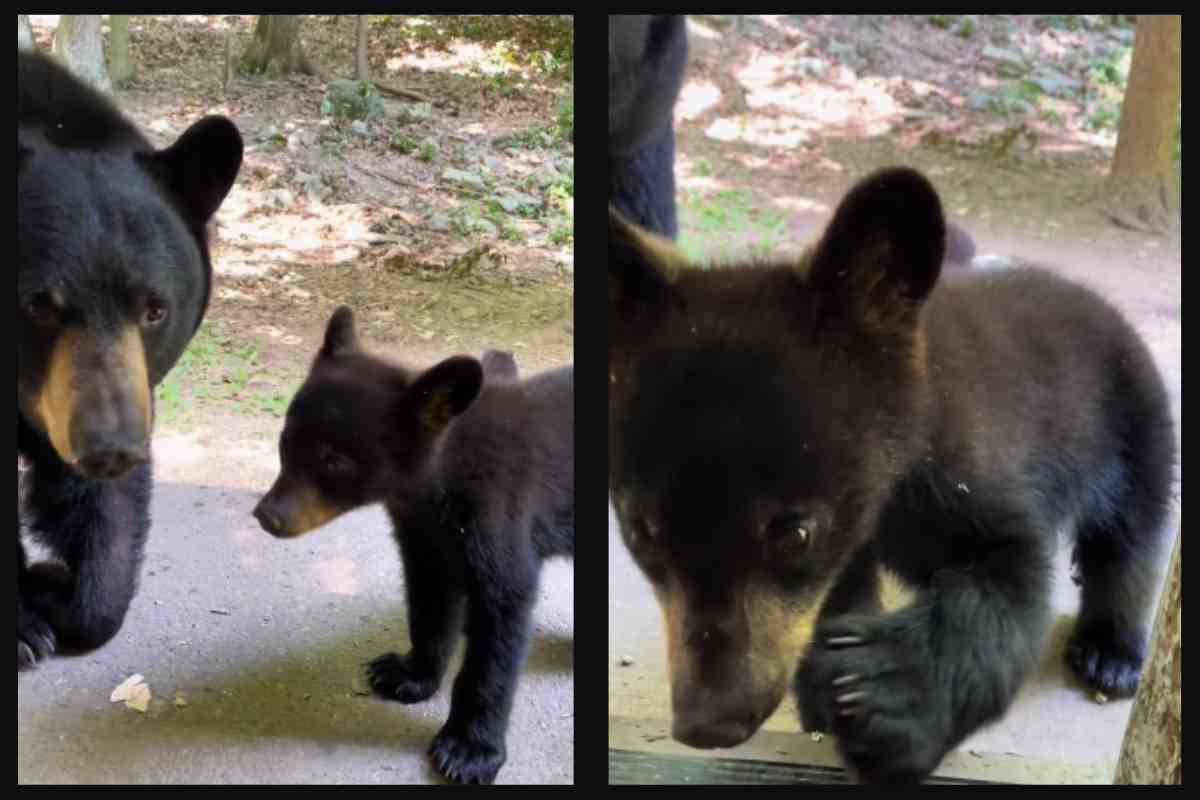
left=320, top=447, right=354, bottom=476
left=767, top=513, right=816, bottom=551
left=142, top=297, right=168, bottom=327
left=24, top=291, right=61, bottom=327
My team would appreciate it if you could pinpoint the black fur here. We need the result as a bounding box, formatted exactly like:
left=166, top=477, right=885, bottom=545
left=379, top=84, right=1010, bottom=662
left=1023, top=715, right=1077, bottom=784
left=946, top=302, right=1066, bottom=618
left=255, top=309, right=573, bottom=785
left=608, top=168, right=1175, bottom=785
left=609, top=14, right=688, bottom=238
left=17, top=51, right=242, bottom=671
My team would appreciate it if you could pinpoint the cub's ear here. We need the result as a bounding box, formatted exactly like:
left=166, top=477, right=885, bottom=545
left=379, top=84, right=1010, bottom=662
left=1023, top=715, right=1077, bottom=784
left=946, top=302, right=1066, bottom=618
left=144, top=115, right=243, bottom=226
left=806, top=168, right=946, bottom=331
left=409, top=356, right=484, bottom=433
left=609, top=206, right=683, bottom=332
left=320, top=306, right=359, bottom=359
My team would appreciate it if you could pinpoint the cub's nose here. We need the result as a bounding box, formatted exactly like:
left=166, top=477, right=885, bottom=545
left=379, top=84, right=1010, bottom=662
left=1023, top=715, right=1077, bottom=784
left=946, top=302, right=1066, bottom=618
left=253, top=502, right=283, bottom=536
left=672, top=707, right=757, bottom=749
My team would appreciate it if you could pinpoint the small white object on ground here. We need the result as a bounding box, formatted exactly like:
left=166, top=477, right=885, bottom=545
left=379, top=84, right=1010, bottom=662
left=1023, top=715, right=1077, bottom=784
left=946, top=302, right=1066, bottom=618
left=110, top=674, right=152, bottom=713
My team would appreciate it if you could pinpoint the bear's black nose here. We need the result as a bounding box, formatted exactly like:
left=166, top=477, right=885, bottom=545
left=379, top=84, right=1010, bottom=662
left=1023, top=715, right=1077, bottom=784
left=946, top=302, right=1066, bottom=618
left=253, top=502, right=282, bottom=536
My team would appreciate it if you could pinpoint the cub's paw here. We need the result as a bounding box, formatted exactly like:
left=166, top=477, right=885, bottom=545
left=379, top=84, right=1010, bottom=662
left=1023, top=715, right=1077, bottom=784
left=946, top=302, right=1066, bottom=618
left=366, top=652, right=440, bottom=704
left=799, top=614, right=949, bottom=785
left=18, top=603, right=57, bottom=672
left=1066, top=624, right=1144, bottom=699
left=430, top=724, right=506, bottom=785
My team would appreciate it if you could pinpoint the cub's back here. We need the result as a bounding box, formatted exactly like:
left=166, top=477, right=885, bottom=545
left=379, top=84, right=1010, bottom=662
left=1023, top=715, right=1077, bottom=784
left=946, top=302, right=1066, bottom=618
left=923, top=266, right=1170, bottom=486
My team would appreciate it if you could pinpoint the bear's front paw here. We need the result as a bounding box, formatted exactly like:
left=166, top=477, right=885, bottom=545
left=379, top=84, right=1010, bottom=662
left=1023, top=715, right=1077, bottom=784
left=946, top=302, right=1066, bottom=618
left=798, top=614, right=950, bottom=785
left=18, top=602, right=57, bottom=671
left=429, top=723, right=506, bottom=785
left=366, top=652, right=440, bottom=704
left=1066, top=624, right=1144, bottom=699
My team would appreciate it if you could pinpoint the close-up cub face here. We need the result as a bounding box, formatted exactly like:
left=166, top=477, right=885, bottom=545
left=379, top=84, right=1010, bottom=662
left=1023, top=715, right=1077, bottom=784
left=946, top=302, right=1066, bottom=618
left=608, top=169, right=948, bottom=748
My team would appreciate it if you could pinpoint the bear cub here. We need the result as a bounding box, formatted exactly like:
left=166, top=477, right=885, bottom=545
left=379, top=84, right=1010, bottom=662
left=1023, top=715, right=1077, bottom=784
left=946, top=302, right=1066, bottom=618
left=609, top=168, right=1175, bottom=785
left=254, top=307, right=573, bottom=785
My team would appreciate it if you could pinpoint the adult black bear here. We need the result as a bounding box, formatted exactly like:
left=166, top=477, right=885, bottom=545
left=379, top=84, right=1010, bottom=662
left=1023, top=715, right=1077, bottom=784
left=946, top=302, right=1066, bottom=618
left=17, top=51, right=242, bottom=671
left=253, top=308, right=574, bottom=785
left=609, top=14, right=688, bottom=238
left=608, top=168, right=1174, bottom=785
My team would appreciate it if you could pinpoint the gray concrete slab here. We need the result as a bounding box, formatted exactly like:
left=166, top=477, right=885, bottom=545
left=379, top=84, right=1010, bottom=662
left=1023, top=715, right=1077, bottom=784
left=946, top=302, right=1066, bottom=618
left=19, top=430, right=574, bottom=785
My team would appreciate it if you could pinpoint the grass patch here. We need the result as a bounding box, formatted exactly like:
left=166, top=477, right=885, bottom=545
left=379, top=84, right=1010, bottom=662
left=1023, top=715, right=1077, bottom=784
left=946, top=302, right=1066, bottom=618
left=679, top=189, right=789, bottom=264
left=155, top=322, right=293, bottom=429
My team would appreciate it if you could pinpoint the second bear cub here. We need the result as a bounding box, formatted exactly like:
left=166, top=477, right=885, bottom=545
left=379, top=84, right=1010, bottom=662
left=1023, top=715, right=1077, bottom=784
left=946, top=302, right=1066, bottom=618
left=254, top=307, right=574, bottom=785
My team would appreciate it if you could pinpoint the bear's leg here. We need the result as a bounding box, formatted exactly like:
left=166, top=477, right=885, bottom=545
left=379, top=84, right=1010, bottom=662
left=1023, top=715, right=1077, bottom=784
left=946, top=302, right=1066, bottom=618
left=1067, top=469, right=1173, bottom=698
left=801, top=501, right=1054, bottom=785
left=795, top=544, right=883, bottom=732
left=1067, top=347, right=1176, bottom=698
left=22, top=456, right=152, bottom=654
left=610, top=126, right=679, bottom=239
left=18, top=525, right=57, bottom=670
left=429, top=543, right=539, bottom=784
left=367, top=534, right=466, bottom=704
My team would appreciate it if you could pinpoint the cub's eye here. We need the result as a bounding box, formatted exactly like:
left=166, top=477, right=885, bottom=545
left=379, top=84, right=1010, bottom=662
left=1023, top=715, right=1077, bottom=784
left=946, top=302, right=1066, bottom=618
left=142, top=297, right=168, bottom=327
left=320, top=447, right=354, bottom=476
left=622, top=518, right=669, bottom=583
left=625, top=517, right=657, bottom=547
left=24, top=291, right=60, bottom=326
left=768, top=513, right=816, bottom=551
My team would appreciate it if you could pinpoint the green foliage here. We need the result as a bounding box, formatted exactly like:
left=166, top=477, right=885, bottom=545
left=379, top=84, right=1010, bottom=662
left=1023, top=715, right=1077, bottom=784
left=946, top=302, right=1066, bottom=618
left=391, top=134, right=418, bottom=155
left=678, top=190, right=788, bottom=264
left=556, top=96, right=574, bottom=143
left=155, top=323, right=273, bottom=427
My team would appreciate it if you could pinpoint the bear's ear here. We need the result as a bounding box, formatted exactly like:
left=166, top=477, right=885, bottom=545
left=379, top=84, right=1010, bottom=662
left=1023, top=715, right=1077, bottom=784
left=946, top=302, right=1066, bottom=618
left=144, top=115, right=243, bottom=226
left=320, top=306, right=359, bottom=359
left=806, top=168, right=945, bottom=332
left=609, top=206, right=683, bottom=334
left=408, top=356, right=483, bottom=433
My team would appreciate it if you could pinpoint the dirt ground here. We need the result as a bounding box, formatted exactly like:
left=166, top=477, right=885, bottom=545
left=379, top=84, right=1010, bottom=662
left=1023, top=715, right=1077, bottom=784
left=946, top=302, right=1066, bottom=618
left=28, top=15, right=574, bottom=442
left=674, top=13, right=1179, bottom=433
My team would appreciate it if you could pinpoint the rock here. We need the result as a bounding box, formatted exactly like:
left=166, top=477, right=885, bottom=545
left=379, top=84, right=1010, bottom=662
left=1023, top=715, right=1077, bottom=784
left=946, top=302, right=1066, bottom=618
left=443, top=168, right=486, bottom=192
left=982, top=45, right=1027, bottom=77
left=497, top=191, right=542, bottom=215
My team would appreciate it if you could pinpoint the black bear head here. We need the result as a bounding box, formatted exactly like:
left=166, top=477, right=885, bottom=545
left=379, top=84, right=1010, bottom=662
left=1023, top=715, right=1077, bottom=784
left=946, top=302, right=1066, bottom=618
left=17, top=52, right=242, bottom=480
left=254, top=306, right=484, bottom=539
left=608, top=168, right=945, bottom=748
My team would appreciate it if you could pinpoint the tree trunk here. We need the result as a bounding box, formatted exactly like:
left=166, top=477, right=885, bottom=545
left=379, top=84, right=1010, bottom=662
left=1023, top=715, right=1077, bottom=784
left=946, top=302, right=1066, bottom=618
left=355, top=15, right=369, bottom=80
left=109, top=15, right=133, bottom=86
left=52, top=15, right=110, bottom=93
left=1114, top=526, right=1181, bottom=784
left=241, top=15, right=315, bottom=76
left=1102, top=15, right=1181, bottom=234
left=18, top=14, right=34, bottom=51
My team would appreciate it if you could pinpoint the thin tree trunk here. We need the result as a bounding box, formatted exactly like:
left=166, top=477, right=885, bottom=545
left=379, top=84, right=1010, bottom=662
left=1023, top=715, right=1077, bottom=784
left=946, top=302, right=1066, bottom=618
left=1101, top=15, right=1181, bottom=234
left=109, top=15, right=133, bottom=85
left=355, top=15, right=369, bottom=80
left=52, top=14, right=110, bottom=93
left=1114, top=526, right=1181, bottom=784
